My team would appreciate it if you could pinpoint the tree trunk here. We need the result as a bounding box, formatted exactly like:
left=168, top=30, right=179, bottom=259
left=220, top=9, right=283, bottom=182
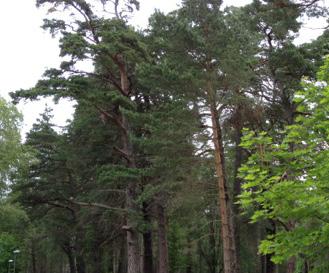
left=74, top=233, right=86, bottom=273
left=210, top=102, right=238, bottom=273
left=91, top=248, right=102, bottom=273
left=112, top=248, right=118, bottom=273
left=208, top=206, right=217, bottom=273
left=261, top=254, right=276, bottom=273
left=66, top=249, right=77, bottom=273
left=303, top=259, right=309, bottom=273
left=157, top=204, right=169, bottom=273
left=125, top=174, right=140, bottom=273
left=186, top=239, right=193, bottom=273
left=118, top=237, right=127, bottom=273
left=126, top=182, right=141, bottom=273
left=31, top=240, right=37, bottom=273
left=143, top=202, right=154, bottom=273
left=76, top=255, right=86, bottom=273
left=286, top=257, right=296, bottom=273
left=117, top=57, right=141, bottom=273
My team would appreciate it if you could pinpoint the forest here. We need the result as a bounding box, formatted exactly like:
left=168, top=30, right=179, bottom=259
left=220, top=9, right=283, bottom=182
left=1, top=0, right=329, bottom=273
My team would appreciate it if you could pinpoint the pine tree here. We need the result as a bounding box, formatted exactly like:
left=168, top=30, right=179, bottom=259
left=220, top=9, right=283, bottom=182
left=145, top=2, right=260, bottom=272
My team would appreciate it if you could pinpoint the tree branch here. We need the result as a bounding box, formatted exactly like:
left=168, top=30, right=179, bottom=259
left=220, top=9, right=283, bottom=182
left=69, top=199, right=126, bottom=213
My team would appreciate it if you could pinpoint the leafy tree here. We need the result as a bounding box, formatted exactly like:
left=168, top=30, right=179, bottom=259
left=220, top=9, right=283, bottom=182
left=240, top=57, right=329, bottom=273
left=236, top=2, right=329, bottom=271
left=0, top=202, right=29, bottom=273
left=0, top=97, right=22, bottom=194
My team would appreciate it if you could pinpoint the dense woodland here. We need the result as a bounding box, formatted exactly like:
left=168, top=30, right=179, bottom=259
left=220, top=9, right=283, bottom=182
left=1, top=0, right=329, bottom=273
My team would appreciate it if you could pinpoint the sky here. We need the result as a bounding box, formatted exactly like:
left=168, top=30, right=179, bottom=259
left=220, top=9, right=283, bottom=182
left=0, top=0, right=327, bottom=137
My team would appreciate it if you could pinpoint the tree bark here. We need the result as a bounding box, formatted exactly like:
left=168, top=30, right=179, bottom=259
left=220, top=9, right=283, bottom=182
left=157, top=204, right=169, bottom=273
left=76, top=255, right=86, bottom=273
left=286, top=257, right=296, bottom=273
left=303, top=259, right=309, bottom=273
left=186, top=239, right=193, bottom=273
left=261, top=254, right=276, bottom=273
left=118, top=237, right=127, bottom=273
left=143, top=202, right=154, bottom=273
left=66, top=248, right=77, bottom=273
left=91, top=247, right=102, bottom=273
left=117, top=55, right=141, bottom=273
left=210, top=102, right=238, bottom=273
left=74, top=231, right=86, bottom=273
left=208, top=206, right=217, bottom=273
left=112, top=248, right=118, bottom=273
left=125, top=182, right=140, bottom=273
left=31, top=240, right=37, bottom=273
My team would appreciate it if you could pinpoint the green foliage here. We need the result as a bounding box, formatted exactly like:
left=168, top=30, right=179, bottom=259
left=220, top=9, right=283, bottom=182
left=239, top=57, right=329, bottom=272
left=0, top=97, right=22, bottom=193
left=0, top=233, right=18, bottom=273
left=168, top=222, right=188, bottom=273
left=0, top=202, right=28, bottom=273
left=0, top=203, right=29, bottom=234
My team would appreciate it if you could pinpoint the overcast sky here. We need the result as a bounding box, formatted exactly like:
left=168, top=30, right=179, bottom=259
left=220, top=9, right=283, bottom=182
left=0, top=0, right=326, bottom=137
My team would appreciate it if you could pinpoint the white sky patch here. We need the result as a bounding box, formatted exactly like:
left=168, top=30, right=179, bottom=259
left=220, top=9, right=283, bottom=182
left=296, top=15, right=328, bottom=45
left=0, top=0, right=327, bottom=139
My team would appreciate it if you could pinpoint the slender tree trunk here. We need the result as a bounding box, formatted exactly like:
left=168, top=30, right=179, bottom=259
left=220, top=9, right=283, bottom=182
left=91, top=247, right=102, bottom=273
left=303, top=259, right=309, bottom=273
left=208, top=206, right=217, bottom=273
left=112, top=248, right=118, bottom=273
left=286, top=257, right=296, bottom=273
left=157, top=204, right=169, bottom=273
left=62, top=255, right=66, bottom=273
left=66, top=249, right=77, bottom=273
left=125, top=182, right=140, bottom=273
left=31, top=241, right=37, bottom=273
left=198, top=244, right=202, bottom=273
left=209, top=101, right=238, bottom=273
left=118, top=237, right=127, bottom=273
left=186, top=239, right=193, bottom=273
left=75, top=234, right=86, bottom=273
left=263, top=254, right=276, bottom=273
left=77, top=255, right=86, bottom=273
left=143, top=202, right=154, bottom=273
left=76, top=253, right=86, bottom=273
left=75, top=251, right=86, bottom=273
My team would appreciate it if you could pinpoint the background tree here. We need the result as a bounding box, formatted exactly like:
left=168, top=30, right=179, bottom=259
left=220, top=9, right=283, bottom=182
left=0, top=97, right=23, bottom=195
